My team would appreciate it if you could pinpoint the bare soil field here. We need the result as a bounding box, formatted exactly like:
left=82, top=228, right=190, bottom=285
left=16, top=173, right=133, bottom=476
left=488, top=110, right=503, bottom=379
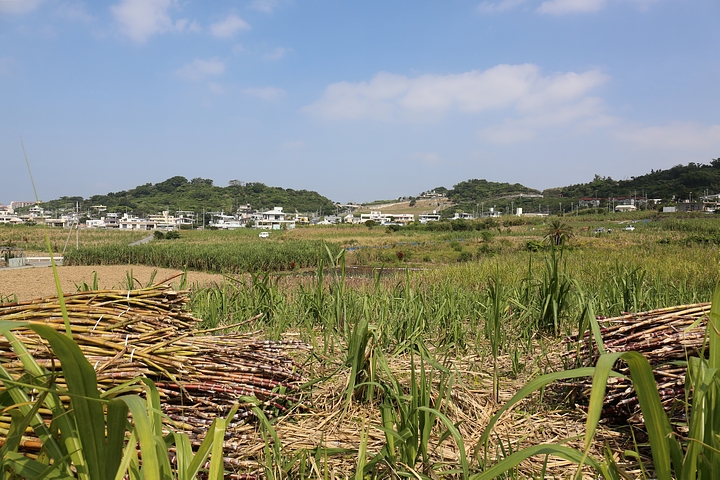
left=0, top=265, right=225, bottom=301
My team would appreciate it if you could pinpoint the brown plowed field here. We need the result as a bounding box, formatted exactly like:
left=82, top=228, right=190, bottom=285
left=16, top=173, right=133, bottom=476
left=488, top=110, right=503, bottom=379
left=0, top=265, right=225, bottom=301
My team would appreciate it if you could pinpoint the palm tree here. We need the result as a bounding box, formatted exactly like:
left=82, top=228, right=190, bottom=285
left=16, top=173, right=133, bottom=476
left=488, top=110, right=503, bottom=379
left=545, top=218, right=574, bottom=246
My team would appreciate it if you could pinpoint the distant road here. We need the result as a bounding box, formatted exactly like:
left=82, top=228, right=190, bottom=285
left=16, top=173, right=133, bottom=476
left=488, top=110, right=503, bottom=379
left=129, top=235, right=155, bottom=246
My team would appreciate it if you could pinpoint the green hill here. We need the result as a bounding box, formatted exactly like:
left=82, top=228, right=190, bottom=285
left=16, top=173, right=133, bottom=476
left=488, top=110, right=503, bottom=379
left=445, top=179, right=542, bottom=203
left=437, top=179, right=542, bottom=215
left=40, top=176, right=336, bottom=216
left=545, top=158, right=720, bottom=201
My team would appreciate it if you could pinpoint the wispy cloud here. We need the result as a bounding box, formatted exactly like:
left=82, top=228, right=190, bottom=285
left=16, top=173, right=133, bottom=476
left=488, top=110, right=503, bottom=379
left=243, top=86, right=287, bottom=101
left=0, top=0, right=44, bottom=15
left=478, top=125, right=537, bottom=143
left=477, top=0, right=527, bottom=14
left=304, top=65, right=608, bottom=123
left=208, top=82, right=225, bottom=94
left=55, top=2, right=95, bottom=22
left=264, top=47, right=292, bottom=60
left=111, top=0, right=192, bottom=43
left=477, top=0, right=659, bottom=15
left=248, top=0, right=279, bottom=14
left=175, top=58, right=225, bottom=82
left=616, top=123, right=720, bottom=150
left=209, top=13, right=250, bottom=38
left=537, top=0, right=606, bottom=15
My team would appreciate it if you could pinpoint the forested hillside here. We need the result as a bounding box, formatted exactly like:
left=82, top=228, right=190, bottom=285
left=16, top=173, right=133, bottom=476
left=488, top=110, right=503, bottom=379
left=546, top=159, right=720, bottom=200
left=445, top=179, right=541, bottom=203
left=40, top=176, right=335, bottom=216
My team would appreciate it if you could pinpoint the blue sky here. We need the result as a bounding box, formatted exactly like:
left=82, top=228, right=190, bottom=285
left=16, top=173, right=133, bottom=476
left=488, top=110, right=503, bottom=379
left=1, top=0, right=719, bottom=205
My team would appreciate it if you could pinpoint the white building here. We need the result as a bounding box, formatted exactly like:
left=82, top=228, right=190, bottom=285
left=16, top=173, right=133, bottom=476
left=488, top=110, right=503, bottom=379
left=256, top=207, right=296, bottom=230
left=359, top=210, right=415, bottom=225
left=614, top=204, right=637, bottom=212
left=0, top=214, right=22, bottom=224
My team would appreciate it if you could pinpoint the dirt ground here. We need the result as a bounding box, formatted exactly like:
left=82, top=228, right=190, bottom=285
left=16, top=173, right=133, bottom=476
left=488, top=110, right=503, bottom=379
left=0, top=265, right=225, bottom=301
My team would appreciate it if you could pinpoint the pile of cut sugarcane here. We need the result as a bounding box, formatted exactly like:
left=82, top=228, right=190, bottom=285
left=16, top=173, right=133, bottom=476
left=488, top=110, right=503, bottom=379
left=564, top=303, right=710, bottom=426
left=0, top=284, right=307, bottom=467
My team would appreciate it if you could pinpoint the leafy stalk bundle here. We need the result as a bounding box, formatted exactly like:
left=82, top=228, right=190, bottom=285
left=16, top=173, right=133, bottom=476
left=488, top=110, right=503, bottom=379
left=565, top=302, right=710, bottom=425
left=0, top=286, right=308, bottom=472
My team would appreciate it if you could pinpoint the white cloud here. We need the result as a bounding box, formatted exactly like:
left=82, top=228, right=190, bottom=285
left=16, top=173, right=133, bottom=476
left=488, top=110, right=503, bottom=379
left=477, top=0, right=527, bottom=14
left=478, top=125, right=537, bottom=144
left=175, top=58, right=225, bottom=82
left=478, top=0, right=657, bottom=15
left=248, top=0, right=279, bottom=14
left=243, top=86, right=287, bottom=101
left=111, top=0, right=191, bottom=43
left=537, top=0, right=606, bottom=14
left=409, top=152, right=446, bottom=165
left=304, top=65, right=608, bottom=123
left=616, top=123, right=720, bottom=150
left=55, top=2, right=95, bottom=22
left=0, top=0, right=43, bottom=14
left=208, top=82, right=225, bottom=94
left=209, top=13, right=250, bottom=38
left=264, top=47, right=291, bottom=60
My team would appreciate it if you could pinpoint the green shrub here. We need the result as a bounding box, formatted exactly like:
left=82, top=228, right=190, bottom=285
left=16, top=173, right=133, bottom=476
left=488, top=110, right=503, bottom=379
left=525, top=239, right=544, bottom=252
left=450, top=241, right=463, bottom=252
left=457, top=251, right=472, bottom=262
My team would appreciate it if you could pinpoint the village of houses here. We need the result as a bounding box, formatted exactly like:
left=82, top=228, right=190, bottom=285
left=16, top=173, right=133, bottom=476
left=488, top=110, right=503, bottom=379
left=0, top=193, right=718, bottom=233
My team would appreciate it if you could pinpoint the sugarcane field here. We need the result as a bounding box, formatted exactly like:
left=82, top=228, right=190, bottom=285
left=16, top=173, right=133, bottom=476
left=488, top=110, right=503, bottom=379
left=1, top=211, right=720, bottom=479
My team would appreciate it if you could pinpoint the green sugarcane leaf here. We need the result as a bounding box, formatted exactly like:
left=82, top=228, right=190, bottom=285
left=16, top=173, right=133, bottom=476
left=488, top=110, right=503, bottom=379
left=469, top=444, right=603, bottom=480
left=3, top=451, right=75, bottom=480
left=477, top=367, right=598, bottom=454
left=29, top=324, right=106, bottom=480
left=106, top=399, right=129, bottom=480
left=709, top=281, right=720, bottom=369
left=154, top=435, right=174, bottom=480
left=113, top=429, right=138, bottom=480
left=184, top=404, right=239, bottom=479
left=139, top=378, right=163, bottom=438
left=585, top=352, right=677, bottom=480
left=185, top=417, right=219, bottom=478
left=2, top=386, right=48, bottom=456
left=172, top=433, right=194, bottom=480
left=417, top=407, right=469, bottom=480
left=208, top=416, right=227, bottom=480
left=0, top=329, right=75, bottom=476
left=121, top=395, right=161, bottom=480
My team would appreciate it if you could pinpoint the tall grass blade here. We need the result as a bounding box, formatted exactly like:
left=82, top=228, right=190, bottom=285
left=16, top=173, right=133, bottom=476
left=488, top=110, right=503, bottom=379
left=3, top=451, right=75, bottom=479
left=21, top=140, right=72, bottom=337
left=469, top=444, right=603, bottom=480
left=29, top=324, right=107, bottom=480
left=583, top=352, right=677, bottom=480
left=106, top=399, right=129, bottom=480
left=120, top=395, right=161, bottom=480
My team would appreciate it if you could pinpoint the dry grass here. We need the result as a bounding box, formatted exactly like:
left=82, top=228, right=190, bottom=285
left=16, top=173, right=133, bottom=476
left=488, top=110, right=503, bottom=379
left=0, top=285, right=641, bottom=479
